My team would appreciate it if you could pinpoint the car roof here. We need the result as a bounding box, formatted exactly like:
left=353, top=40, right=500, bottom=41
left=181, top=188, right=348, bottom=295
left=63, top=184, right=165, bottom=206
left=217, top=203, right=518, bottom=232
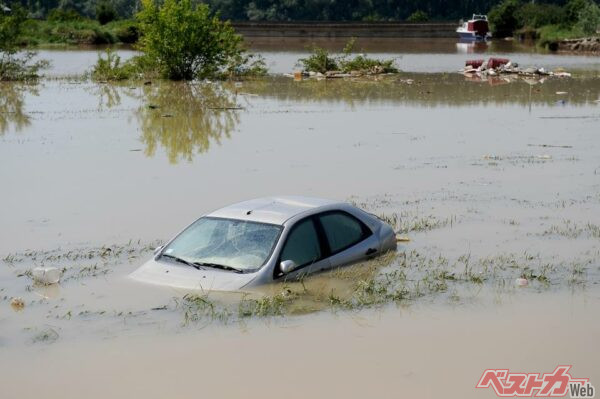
left=206, top=196, right=342, bottom=225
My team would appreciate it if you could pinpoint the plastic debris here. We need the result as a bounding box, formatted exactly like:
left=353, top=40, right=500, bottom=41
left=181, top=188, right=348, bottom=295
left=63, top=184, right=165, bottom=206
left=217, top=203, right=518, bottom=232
left=10, top=297, right=25, bottom=311
left=461, top=57, right=570, bottom=82
left=556, top=91, right=568, bottom=95
left=32, top=267, right=62, bottom=285
left=466, top=59, right=484, bottom=68
left=395, top=235, right=411, bottom=243
left=515, top=278, right=529, bottom=287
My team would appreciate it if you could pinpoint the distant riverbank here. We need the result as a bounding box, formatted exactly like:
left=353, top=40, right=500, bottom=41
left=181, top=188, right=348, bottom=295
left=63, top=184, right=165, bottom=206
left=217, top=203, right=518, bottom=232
left=230, top=21, right=458, bottom=38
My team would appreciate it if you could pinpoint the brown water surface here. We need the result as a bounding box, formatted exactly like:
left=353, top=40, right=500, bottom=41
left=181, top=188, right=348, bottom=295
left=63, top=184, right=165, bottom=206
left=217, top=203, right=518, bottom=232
left=1, top=55, right=599, bottom=397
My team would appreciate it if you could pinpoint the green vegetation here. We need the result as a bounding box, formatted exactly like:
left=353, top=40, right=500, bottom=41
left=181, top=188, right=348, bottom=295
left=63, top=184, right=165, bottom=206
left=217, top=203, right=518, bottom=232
left=89, top=0, right=265, bottom=81
left=19, top=17, right=139, bottom=46
left=299, top=39, right=398, bottom=75
left=406, top=10, right=429, bottom=22
left=96, top=0, right=117, bottom=25
left=92, top=49, right=139, bottom=80
left=1, top=5, right=48, bottom=80
left=134, top=0, right=264, bottom=80
left=489, top=0, right=600, bottom=47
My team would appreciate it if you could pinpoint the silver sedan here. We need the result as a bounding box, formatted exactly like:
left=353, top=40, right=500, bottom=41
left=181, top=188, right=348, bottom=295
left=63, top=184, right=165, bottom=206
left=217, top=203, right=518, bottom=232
left=131, top=196, right=397, bottom=291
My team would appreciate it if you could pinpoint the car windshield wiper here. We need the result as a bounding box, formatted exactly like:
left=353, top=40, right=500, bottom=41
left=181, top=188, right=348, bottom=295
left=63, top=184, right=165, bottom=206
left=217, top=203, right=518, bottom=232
left=161, top=253, right=201, bottom=270
left=192, top=262, right=244, bottom=274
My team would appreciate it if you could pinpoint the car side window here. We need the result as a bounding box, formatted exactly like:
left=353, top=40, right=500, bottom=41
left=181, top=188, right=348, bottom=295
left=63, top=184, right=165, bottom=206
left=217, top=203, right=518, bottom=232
left=280, top=218, right=321, bottom=267
left=319, top=212, right=369, bottom=254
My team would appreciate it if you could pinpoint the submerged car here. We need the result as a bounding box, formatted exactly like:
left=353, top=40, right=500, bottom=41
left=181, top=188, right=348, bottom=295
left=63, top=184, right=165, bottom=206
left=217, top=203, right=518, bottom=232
left=130, top=196, right=397, bottom=291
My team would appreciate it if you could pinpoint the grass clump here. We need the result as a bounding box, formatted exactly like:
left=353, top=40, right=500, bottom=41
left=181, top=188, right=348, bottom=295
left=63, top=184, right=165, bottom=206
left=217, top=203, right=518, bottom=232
left=92, top=49, right=139, bottom=81
left=299, top=38, right=398, bottom=75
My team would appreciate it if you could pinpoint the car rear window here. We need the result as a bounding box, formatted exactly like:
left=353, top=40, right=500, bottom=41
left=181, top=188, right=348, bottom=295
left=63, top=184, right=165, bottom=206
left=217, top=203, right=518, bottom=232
left=319, top=212, right=369, bottom=254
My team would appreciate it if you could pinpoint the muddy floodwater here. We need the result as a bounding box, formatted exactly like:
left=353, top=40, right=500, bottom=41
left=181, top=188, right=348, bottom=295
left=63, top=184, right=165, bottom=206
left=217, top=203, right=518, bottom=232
left=1, top=40, right=600, bottom=398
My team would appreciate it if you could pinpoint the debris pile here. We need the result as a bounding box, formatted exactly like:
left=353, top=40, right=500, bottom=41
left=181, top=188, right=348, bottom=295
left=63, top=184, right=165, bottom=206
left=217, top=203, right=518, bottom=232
left=462, top=57, right=571, bottom=78
left=559, top=37, right=600, bottom=53
left=287, top=67, right=395, bottom=80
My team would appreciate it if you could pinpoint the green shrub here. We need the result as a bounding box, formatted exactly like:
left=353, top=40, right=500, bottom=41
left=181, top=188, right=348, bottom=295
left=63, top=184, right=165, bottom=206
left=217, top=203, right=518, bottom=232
left=299, top=46, right=339, bottom=73
left=564, top=0, right=590, bottom=24
left=92, top=49, right=137, bottom=80
left=1, top=5, right=48, bottom=81
left=577, top=1, right=600, bottom=35
left=0, top=51, right=49, bottom=81
left=537, top=24, right=584, bottom=48
left=97, top=1, right=117, bottom=25
left=516, top=3, right=564, bottom=29
left=339, top=55, right=398, bottom=73
left=299, top=39, right=398, bottom=74
left=137, top=0, right=255, bottom=80
left=488, top=0, right=522, bottom=37
left=406, top=10, right=429, bottom=22
left=112, top=21, right=139, bottom=43
left=47, top=9, right=83, bottom=22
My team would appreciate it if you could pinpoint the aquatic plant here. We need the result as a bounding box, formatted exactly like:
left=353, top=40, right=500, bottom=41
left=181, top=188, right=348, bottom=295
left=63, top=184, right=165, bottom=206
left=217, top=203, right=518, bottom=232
left=92, top=49, right=139, bottom=81
left=299, top=39, right=398, bottom=75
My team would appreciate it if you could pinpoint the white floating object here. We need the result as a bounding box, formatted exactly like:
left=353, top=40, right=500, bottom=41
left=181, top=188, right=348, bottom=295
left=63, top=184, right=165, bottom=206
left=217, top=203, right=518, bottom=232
left=32, top=267, right=61, bottom=285
left=516, top=277, right=529, bottom=287
left=556, top=91, right=568, bottom=95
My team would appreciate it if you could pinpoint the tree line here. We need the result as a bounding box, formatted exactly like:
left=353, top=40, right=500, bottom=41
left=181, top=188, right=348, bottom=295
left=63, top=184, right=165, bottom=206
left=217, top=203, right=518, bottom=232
left=7, top=0, right=591, bottom=21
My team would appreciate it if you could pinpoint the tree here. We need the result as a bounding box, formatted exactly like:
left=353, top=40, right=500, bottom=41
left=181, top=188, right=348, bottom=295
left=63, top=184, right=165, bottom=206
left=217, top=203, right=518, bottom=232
left=0, top=3, right=27, bottom=52
left=97, top=0, right=117, bottom=24
left=488, top=0, right=522, bottom=37
left=564, top=0, right=589, bottom=24
left=1, top=4, right=48, bottom=80
left=406, top=10, right=429, bottom=22
left=137, top=0, right=249, bottom=80
left=577, top=0, right=600, bottom=34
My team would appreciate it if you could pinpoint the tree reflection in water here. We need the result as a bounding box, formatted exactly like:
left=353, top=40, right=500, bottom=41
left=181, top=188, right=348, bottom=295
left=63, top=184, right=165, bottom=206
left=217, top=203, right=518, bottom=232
left=0, top=83, right=37, bottom=135
left=137, top=82, right=242, bottom=164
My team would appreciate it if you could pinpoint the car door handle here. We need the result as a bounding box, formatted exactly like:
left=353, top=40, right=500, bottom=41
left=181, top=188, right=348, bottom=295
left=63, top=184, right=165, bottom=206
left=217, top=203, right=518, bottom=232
left=365, top=248, right=378, bottom=256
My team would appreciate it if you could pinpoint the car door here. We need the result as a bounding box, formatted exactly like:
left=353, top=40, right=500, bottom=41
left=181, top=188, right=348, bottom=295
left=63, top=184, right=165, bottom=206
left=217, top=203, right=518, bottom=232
left=275, top=217, right=330, bottom=280
left=317, top=211, right=379, bottom=268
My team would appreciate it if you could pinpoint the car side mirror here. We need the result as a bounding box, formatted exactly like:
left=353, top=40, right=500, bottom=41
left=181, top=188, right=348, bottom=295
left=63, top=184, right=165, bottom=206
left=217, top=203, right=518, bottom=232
left=154, top=245, right=164, bottom=256
left=280, top=260, right=297, bottom=275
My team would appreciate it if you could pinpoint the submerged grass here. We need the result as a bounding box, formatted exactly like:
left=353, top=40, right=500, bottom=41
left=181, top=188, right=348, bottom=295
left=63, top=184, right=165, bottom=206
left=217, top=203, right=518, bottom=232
left=542, top=220, right=600, bottom=238
left=175, top=248, right=599, bottom=325
left=1, top=239, right=161, bottom=282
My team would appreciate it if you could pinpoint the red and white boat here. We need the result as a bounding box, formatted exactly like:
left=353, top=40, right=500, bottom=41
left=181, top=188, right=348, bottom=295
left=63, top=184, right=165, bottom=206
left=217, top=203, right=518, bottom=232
left=457, top=14, right=492, bottom=41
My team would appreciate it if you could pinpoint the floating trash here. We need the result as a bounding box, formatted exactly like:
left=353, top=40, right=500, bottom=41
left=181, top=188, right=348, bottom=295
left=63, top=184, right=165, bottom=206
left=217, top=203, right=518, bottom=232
left=516, top=278, right=529, bottom=287
left=10, top=297, right=25, bottom=311
left=32, top=267, right=62, bottom=285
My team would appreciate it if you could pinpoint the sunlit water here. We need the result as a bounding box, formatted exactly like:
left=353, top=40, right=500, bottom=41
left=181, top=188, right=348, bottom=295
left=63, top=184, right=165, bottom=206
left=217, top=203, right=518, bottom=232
left=36, top=38, right=600, bottom=77
left=1, top=42, right=600, bottom=397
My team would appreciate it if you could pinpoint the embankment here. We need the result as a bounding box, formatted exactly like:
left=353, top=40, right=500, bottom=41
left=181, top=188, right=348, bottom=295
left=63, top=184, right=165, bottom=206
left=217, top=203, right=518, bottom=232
left=558, top=37, right=600, bottom=53
left=231, top=21, right=457, bottom=38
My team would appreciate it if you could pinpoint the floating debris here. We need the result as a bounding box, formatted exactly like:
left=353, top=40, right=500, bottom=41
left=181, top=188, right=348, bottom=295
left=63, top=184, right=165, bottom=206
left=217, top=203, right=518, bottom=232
left=462, top=58, right=571, bottom=80
left=516, top=277, right=529, bottom=287
left=32, top=267, right=62, bottom=285
left=10, top=297, right=25, bottom=311
left=395, top=235, right=411, bottom=243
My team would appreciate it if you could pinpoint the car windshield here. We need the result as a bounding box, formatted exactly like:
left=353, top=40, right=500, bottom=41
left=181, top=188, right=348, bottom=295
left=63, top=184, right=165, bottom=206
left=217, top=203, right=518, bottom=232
left=161, top=217, right=282, bottom=273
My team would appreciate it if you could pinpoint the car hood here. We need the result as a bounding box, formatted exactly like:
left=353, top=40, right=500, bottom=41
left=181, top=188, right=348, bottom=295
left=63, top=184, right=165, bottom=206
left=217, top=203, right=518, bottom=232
left=129, top=258, right=258, bottom=292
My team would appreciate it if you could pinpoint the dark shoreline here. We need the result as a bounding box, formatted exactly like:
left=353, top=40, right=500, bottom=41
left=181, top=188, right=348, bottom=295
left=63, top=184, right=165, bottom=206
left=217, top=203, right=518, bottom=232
left=231, top=21, right=458, bottom=38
